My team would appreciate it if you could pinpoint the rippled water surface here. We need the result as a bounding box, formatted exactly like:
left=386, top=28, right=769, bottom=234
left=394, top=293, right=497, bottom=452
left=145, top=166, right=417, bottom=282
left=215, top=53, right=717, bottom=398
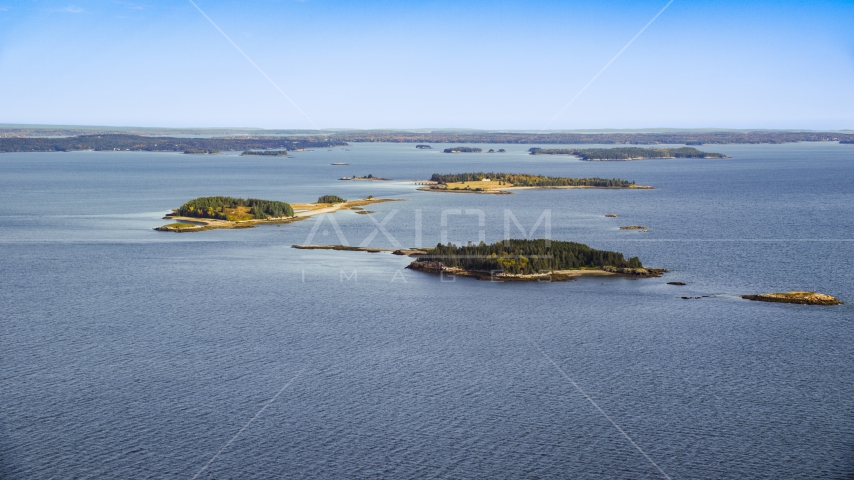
left=1, top=143, right=853, bottom=478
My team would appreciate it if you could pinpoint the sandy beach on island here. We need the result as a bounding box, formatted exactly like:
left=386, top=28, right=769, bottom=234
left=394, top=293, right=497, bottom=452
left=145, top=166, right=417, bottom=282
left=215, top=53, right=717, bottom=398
left=155, top=198, right=398, bottom=232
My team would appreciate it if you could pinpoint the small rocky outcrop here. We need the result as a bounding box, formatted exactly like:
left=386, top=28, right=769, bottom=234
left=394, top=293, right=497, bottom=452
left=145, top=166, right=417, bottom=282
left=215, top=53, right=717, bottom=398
left=603, top=266, right=667, bottom=277
left=393, top=249, right=429, bottom=257
left=605, top=214, right=618, bottom=218
left=667, top=281, right=686, bottom=286
left=741, top=292, right=841, bottom=305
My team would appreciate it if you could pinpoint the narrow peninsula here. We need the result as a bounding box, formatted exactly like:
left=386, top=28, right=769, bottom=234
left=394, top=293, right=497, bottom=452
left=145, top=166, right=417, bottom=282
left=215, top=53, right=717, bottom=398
left=529, top=147, right=727, bottom=160
left=407, top=239, right=665, bottom=281
left=419, top=172, right=651, bottom=194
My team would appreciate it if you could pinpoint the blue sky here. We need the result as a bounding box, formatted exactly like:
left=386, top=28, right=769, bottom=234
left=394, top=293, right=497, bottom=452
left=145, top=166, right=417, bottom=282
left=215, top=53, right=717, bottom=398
left=0, top=0, right=852, bottom=129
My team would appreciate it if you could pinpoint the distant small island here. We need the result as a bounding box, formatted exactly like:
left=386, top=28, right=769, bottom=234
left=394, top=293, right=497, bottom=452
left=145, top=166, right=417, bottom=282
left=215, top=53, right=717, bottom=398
left=529, top=147, right=727, bottom=160
left=415, top=144, right=432, bottom=149
left=183, top=149, right=220, bottom=155
left=407, top=239, right=665, bottom=281
left=241, top=150, right=289, bottom=156
left=156, top=195, right=394, bottom=232
left=443, top=146, right=482, bottom=153
left=742, top=291, right=841, bottom=305
left=419, top=172, right=650, bottom=194
left=340, top=174, right=390, bottom=181
left=487, top=149, right=506, bottom=153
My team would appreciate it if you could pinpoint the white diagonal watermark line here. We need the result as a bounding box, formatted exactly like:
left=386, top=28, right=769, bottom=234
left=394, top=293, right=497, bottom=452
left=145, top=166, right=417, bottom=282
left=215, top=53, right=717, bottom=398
left=544, top=0, right=676, bottom=129
left=523, top=332, right=672, bottom=480
left=191, top=367, right=306, bottom=480
left=187, top=0, right=320, bottom=129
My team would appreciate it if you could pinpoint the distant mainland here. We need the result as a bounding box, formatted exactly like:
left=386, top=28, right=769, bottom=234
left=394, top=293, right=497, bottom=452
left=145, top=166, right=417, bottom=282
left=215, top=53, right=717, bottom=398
left=2, top=130, right=852, bottom=154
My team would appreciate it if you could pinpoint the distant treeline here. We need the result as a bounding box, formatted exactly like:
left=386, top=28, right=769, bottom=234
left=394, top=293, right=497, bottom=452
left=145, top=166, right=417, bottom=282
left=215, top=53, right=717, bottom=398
left=241, top=150, right=289, bottom=156
left=328, top=131, right=853, bottom=145
left=430, top=172, right=635, bottom=188
left=0, top=134, right=344, bottom=153
left=177, top=196, right=294, bottom=220
left=443, top=146, right=482, bottom=153
left=418, top=239, right=643, bottom=275
left=529, top=147, right=726, bottom=160
left=5, top=132, right=853, bottom=154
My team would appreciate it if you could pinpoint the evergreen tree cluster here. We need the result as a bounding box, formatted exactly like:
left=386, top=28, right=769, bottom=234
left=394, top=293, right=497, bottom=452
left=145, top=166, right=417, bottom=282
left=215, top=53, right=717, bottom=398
left=529, top=147, right=726, bottom=160
left=430, top=172, right=634, bottom=188
left=317, top=195, right=346, bottom=204
left=176, top=196, right=294, bottom=220
left=419, top=239, right=642, bottom=275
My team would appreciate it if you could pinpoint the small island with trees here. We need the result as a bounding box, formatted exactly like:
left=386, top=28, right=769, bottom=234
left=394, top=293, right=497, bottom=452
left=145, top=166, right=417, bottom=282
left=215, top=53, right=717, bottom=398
left=241, top=150, right=289, bottom=156
left=183, top=149, right=220, bottom=155
left=340, top=174, right=390, bottom=181
left=419, top=172, right=650, bottom=194
left=443, top=146, right=482, bottom=153
left=407, top=239, right=665, bottom=281
left=156, top=195, right=395, bottom=232
left=415, top=144, right=432, bottom=149
left=529, top=147, right=727, bottom=160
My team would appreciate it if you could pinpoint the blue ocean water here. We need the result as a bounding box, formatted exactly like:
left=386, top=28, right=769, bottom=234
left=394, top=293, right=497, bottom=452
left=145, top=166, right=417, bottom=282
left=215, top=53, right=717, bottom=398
left=1, top=142, right=852, bottom=478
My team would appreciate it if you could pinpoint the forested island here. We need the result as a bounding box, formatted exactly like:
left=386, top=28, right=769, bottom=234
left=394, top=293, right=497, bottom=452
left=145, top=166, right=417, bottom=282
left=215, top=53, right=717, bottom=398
left=443, top=146, right=482, bottom=153
left=407, top=239, right=665, bottom=281
left=529, top=147, right=726, bottom=160
left=415, top=144, right=432, bottom=149
left=176, top=196, right=294, bottom=220
left=421, top=172, right=647, bottom=193
left=340, top=174, right=389, bottom=181
left=183, top=149, right=220, bottom=155
left=241, top=150, right=289, bottom=156
left=0, top=134, right=344, bottom=153
left=156, top=195, right=395, bottom=232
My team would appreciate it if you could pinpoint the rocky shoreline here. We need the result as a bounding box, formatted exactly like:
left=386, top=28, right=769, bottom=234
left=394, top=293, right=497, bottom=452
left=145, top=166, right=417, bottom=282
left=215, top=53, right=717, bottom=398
left=406, top=260, right=666, bottom=281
